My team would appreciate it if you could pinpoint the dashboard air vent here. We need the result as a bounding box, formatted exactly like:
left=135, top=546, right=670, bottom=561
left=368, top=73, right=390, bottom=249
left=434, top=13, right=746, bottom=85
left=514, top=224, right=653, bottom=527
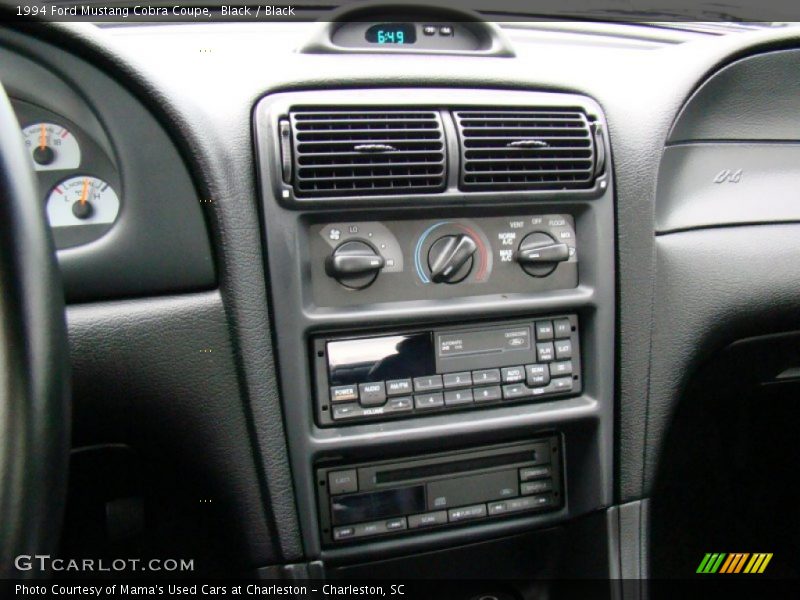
left=454, top=109, right=597, bottom=191
left=289, top=110, right=446, bottom=197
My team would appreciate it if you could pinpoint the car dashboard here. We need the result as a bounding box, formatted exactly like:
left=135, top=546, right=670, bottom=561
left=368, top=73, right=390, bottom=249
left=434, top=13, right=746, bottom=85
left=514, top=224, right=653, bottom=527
left=2, top=8, right=800, bottom=589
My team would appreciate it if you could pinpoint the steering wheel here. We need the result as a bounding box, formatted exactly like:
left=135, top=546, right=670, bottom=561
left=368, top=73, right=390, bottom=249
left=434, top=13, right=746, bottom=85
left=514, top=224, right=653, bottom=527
left=0, top=80, right=70, bottom=576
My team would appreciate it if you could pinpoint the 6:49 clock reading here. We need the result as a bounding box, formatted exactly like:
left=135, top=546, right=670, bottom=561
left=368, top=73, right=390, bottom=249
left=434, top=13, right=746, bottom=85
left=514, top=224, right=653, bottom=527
left=365, top=23, right=417, bottom=45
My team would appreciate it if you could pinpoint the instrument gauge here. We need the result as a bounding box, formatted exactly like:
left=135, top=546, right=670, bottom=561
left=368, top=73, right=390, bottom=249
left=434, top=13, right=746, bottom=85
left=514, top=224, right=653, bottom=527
left=22, top=122, right=81, bottom=171
left=46, top=176, right=120, bottom=229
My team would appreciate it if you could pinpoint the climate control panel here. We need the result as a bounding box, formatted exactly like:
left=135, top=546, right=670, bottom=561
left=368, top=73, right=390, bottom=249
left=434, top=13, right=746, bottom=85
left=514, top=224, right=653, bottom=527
left=309, top=214, right=577, bottom=306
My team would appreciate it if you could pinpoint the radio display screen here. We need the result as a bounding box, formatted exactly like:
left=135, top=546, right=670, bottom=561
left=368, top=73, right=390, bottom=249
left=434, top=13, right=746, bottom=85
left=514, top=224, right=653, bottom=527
left=331, top=486, right=426, bottom=526
left=327, top=333, right=435, bottom=386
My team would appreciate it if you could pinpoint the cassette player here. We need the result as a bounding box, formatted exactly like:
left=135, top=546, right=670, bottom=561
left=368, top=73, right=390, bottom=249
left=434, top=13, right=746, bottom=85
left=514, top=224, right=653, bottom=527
left=313, top=315, right=581, bottom=426
left=316, top=437, right=563, bottom=545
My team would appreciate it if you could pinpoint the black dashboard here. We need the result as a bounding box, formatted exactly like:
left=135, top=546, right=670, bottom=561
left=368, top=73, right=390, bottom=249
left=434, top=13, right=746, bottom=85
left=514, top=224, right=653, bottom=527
left=3, top=9, right=800, bottom=586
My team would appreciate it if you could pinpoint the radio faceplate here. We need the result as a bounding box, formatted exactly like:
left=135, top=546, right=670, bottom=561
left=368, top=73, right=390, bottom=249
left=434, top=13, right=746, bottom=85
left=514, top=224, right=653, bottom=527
left=317, top=437, right=564, bottom=546
left=313, top=315, right=582, bottom=426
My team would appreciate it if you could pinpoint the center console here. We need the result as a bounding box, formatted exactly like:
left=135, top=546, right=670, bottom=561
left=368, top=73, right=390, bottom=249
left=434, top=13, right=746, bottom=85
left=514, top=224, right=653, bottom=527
left=255, top=88, right=615, bottom=576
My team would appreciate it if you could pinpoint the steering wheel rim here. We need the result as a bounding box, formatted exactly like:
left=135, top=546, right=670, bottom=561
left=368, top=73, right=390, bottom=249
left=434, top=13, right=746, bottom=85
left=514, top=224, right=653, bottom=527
left=0, top=80, right=70, bottom=577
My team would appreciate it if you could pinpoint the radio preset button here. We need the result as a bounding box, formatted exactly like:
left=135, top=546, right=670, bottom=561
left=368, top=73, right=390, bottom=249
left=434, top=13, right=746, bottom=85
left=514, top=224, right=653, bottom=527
left=525, top=364, right=550, bottom=387
left=550, top=361, right=573, bottom=376
left=333, top=526, right=355, bottom=540
left=501, top=366, right=525, bottom=383
left=443, top=371, right=472, bottom=389
left=386, top=396, right=413, bottom=413
left=332, top=404, right=364, bottom=420
left=474, top=386, right=502, bottom=403
left=521, top=479, right=553, bottom=495
left=554, top=339, right=573, bottom=360
left=330, top=384, right=358, bottom=403
left=553, top=318, right=572, bottom=338
left=414, top=392, right=444, bottom=410
left=386, top=378, right=413, bottom=396
left=472, top=368, right=501, bottom=384
left=358, top=382, right=387, bottom=406
left=328, top=469, right=358, bottom=495
left=413, top=374, right=443, bottom=392
left=448, top=504, right=488, bottom=523
left=408, top=511, right=448, bottom=529
left=444, top=388, right=473, bottom=406
left=535, top=321, right=554, bottom=341
left=536, top=342, right=555, bottom=362
left=520, top=466, right=552, bottom=481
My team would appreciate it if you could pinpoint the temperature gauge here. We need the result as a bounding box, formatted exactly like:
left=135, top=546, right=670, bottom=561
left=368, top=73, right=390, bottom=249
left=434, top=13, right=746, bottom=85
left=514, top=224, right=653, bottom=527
left=46, top=176, right=120, bottom=229
left=22, top=122, right=81, bottom=171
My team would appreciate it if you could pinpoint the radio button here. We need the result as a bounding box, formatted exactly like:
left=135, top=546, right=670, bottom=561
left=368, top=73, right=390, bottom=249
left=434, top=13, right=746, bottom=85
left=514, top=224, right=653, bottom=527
left=444, top=388, right=473, bottom=406
left=474, top=386, right=502, bottom=403
left=553, top=318, right=572, bottom=338
left=353, top=521, right=387, bottom=538
left=501, top=366, right=525, bottom=383
left=488, top=501, right=509, bottom=516
left=414, top=392, right=444, bottom=410
left=536, top=342, right=555, bottom=362
left=550, top=377, right=573, bottom=393
left=554, top=339, right=573, bottom=360
left=330, top=384, right=358, bottom=403
left=386, top=517, right=408, bottom=532
left=332, top=404, right=364, bottom=420
left=502, top=383, right=532, bottom=400
left=550, top=360, right=573, bottom=376
left=535, top=320, right=554, bottom=341
left=386, top=378, right=413, bottom=396
left=521, top=479, right=553, bottom=495
left=386, top=396, right=413, bottom=413
left=413, top=374, right=443, bottom=392
left=525, top=364, right=550, bottom=387
left=443, top=371, right=472, bottom=389
left=520, top=466, right=552, bottom=481
left=328, top=469, right=358, bottom=495
left=358, top=382, right=387, bottom=406
left=448, top=504, right=487, bottom=522
left=333, top=526, right=355, bottom=541
left=408, top=511, right=448, bottom=529
left=472, top=368, right=501, bottom=384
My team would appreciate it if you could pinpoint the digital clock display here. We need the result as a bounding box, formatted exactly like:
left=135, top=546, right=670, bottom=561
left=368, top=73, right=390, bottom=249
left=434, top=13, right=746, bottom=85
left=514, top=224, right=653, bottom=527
left=365, top=23, right=417, bottom=45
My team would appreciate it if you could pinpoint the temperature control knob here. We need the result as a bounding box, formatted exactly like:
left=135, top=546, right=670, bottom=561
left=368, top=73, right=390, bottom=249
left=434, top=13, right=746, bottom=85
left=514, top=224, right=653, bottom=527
left=427, top=234, right=477, bottom=284
left=325, top=240, right=385, bottom=290
left=516, top=232, right=569, bottom=277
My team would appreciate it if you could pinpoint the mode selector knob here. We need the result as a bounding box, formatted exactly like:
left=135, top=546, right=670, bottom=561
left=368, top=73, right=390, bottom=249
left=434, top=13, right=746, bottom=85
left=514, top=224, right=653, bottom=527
left=325, top=240, right=385, bottom=290
left=516, top=232, right=569, bottom=277
left=427, top=234, right=477, bottom=284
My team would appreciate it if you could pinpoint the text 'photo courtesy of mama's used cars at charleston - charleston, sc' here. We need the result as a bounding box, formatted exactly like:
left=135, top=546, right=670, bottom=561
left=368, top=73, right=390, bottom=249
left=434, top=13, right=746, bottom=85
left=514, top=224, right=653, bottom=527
left=3, top=0, right=800, bottom=598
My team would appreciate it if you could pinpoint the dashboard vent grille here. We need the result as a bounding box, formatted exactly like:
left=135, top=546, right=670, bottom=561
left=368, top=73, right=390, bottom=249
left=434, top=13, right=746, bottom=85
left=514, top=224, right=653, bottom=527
left=454, top=109, right=596, bottom=191
left=289, top=110, right=446, bottom=197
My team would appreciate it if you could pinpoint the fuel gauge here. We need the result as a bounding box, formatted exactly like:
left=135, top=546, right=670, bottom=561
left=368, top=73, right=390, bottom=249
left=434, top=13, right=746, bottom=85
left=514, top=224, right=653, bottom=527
left=22, top=122, right=81, bottom=171
left=46, top=176, right=120, bottom=229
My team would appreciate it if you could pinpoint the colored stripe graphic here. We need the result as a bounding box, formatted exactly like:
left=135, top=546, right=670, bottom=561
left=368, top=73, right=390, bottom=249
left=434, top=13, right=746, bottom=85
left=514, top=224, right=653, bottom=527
left=699, top=553, right=773, bottom=574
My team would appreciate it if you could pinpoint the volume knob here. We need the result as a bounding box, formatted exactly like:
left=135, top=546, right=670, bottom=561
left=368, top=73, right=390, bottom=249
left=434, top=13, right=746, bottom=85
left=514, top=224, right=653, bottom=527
left=325, top=240, right=385, bottom=290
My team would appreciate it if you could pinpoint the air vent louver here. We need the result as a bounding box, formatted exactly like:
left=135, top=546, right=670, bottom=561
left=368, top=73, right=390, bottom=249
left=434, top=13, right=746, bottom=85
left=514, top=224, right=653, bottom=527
left=454, top=109, right=597, bottom=191
left=289, top=110, right=447, bottom=197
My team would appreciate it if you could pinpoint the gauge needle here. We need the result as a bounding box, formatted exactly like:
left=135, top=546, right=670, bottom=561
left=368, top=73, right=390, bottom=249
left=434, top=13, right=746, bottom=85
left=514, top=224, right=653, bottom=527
left=39, top=124, right=47, bottom=150
left=79, top=177, right=89, bottom=205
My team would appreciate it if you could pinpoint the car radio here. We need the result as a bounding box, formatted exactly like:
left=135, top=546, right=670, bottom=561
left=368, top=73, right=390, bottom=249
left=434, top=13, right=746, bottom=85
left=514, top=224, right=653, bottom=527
left=316, top=437, right=563, bottom=545
left=313, top=315, right=581, bottom=426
